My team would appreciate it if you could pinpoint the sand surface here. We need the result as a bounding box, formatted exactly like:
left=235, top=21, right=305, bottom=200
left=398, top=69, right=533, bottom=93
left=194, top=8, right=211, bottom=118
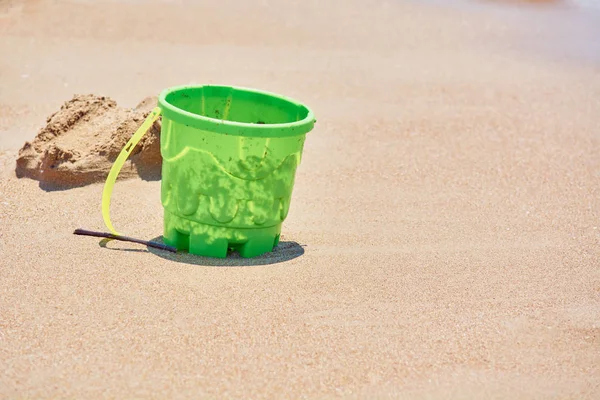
left=1, top=0, right=599, bottom=398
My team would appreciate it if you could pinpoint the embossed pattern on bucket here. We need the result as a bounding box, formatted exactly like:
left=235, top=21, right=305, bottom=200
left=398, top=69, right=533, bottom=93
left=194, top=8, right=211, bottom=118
left=158, top=85, right=315, bottom=258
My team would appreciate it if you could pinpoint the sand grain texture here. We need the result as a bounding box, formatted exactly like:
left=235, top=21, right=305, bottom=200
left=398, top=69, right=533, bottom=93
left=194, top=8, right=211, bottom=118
left=0, top=0, right=599, bottom=398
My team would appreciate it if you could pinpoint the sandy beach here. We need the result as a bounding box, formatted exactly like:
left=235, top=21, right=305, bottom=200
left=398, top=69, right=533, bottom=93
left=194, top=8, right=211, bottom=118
left=1, top=0, right=599, bottom=398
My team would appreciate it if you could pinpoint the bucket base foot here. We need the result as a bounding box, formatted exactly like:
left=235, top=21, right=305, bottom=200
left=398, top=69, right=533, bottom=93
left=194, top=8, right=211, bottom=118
left=163, top=226, right=190, bottom=251
left=163, top=210, right=282, bottom=258
left=190, top=235, right=229, bottom=258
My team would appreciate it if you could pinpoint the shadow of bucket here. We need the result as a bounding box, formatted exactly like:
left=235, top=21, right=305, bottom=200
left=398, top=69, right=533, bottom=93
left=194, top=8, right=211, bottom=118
left=97, top=236, right=306, bottom=266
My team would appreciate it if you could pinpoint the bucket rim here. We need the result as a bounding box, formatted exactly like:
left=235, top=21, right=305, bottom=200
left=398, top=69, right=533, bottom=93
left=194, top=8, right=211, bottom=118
left=158, top=84, right=316, bottom=138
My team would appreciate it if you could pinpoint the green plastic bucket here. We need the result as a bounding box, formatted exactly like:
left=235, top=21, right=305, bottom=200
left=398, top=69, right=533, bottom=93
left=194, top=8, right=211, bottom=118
left=156, top=85, right=315, bottom=258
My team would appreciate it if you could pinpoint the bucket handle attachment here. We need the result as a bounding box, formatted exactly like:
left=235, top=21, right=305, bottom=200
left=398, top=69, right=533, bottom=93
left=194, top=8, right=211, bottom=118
left=101, top=107, right=162, bottom=235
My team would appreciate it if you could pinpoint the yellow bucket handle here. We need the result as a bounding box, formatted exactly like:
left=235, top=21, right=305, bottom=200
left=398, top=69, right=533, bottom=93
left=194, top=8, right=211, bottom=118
left=101, top=107, right=162, bottom=235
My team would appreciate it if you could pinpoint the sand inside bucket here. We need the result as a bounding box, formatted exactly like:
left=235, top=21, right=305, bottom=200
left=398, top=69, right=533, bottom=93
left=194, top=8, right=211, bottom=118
left=15, top=94, right=162, bottom=189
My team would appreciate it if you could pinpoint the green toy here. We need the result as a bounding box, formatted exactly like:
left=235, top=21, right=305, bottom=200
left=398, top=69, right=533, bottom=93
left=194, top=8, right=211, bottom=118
left=101, top=85, right=316, bottom=258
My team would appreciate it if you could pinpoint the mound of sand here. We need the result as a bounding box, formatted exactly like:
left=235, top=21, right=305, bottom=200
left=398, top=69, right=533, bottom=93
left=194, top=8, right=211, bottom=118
left=15, top=94, right=162, bottom=188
